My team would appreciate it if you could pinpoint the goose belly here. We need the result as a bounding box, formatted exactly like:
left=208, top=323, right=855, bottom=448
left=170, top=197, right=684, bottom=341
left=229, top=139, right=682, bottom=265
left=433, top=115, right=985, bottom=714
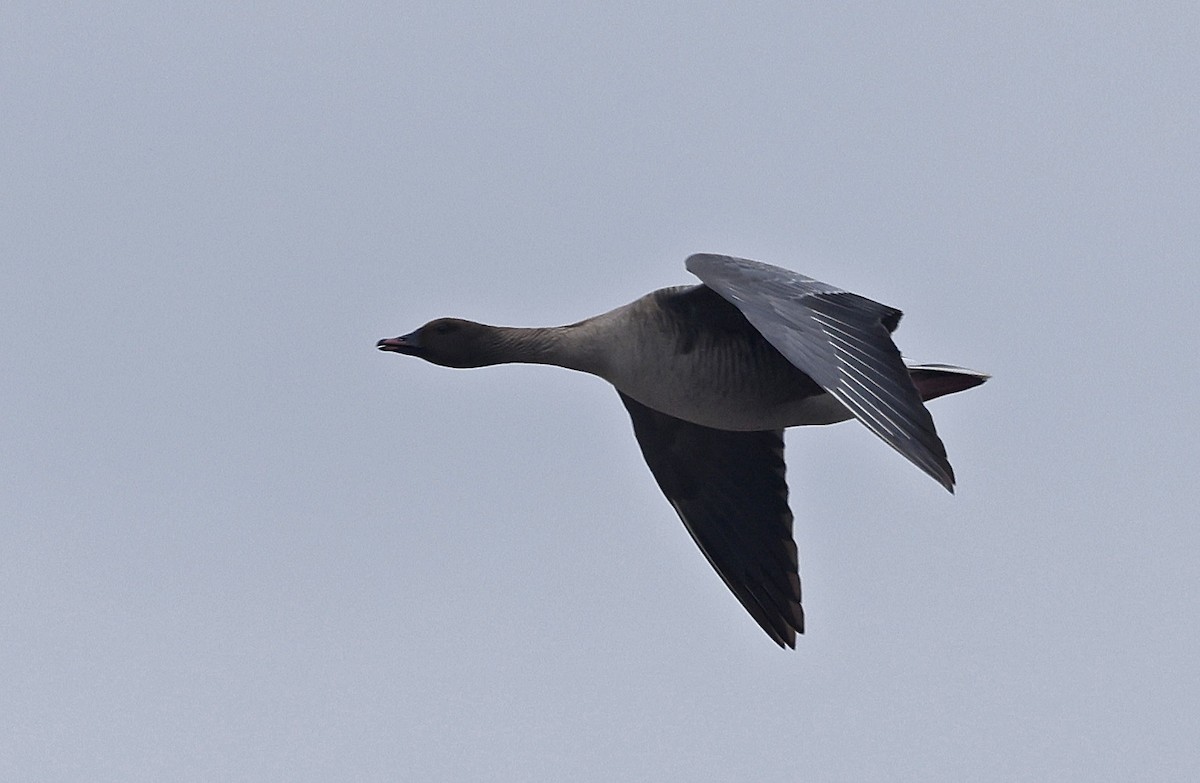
left=604, top=347, right=853, bottom=431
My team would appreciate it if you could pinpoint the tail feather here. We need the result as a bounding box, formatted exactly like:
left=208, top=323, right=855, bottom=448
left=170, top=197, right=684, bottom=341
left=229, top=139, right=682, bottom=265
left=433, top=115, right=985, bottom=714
left=905, top=362, right=990, bottom=402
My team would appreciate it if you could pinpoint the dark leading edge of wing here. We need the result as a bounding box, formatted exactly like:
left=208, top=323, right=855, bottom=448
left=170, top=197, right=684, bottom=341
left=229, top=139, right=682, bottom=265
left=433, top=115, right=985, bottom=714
left=619, top=392, right=804, bottom=648
left=686, top=253, right=957, bottom=492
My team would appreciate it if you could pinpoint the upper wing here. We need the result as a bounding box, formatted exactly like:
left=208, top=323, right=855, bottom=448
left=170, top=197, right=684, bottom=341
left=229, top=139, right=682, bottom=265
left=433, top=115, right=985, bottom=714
left=686, top=253, right=955, bottom=491
left=619, top=391, right=804, bottom=648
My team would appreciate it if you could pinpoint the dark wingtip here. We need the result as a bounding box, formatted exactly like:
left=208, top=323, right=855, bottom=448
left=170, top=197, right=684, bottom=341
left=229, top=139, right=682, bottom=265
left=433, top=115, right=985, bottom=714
left=938, top=465, right=957, bottom=494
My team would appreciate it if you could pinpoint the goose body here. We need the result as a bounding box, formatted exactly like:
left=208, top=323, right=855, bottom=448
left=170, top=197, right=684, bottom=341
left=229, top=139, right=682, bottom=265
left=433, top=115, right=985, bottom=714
left=378, top=254, right=987, bottom=647
left=574, top=286, right=843, bottom=431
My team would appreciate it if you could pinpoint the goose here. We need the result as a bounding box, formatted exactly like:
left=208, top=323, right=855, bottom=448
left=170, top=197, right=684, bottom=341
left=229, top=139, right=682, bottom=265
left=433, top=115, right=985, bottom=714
left=377, top=254, right=987, bottom=648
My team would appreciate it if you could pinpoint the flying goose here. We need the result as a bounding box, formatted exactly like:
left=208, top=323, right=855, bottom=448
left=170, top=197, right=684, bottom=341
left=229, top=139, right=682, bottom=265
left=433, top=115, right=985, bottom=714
left=377, top=254, right=987, bottom=647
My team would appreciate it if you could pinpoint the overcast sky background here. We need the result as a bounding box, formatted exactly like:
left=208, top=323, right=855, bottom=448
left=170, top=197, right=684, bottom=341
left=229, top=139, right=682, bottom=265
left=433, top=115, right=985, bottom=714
left=4, top=3, right=1198, bottom=781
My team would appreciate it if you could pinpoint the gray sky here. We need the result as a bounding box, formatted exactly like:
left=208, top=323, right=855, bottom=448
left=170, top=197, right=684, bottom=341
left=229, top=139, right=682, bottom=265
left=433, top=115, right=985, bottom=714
left=4, top=3, right=1198, bottom=780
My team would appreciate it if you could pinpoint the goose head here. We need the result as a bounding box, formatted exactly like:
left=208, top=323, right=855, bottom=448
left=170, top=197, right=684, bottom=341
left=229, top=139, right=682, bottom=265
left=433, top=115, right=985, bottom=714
left=377, top=318, right=502, bottom=368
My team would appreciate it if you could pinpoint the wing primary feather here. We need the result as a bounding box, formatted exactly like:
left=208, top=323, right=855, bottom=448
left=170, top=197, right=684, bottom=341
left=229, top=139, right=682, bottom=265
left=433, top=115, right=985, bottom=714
left=686, top=254, right=957, bottom=491
left=619, top=392, right=804, bottom=647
